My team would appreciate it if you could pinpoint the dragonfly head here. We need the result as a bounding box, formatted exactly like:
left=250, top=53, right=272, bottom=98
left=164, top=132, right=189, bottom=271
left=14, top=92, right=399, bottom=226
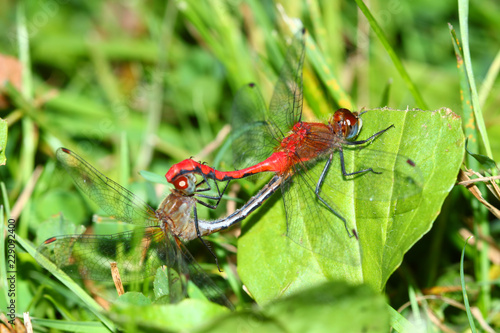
left=171, top=173, right=197, bottom=195
left=329, top=108, right=362, bottom=140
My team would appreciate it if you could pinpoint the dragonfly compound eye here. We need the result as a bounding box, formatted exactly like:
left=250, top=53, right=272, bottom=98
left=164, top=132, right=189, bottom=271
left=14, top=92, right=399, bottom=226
left=330, top=108, right=361, bottom=139
left=343, top=111, right=362, bottom=140
left=173, top=176, right=190, bottom=190
left=172, top=174, right=197, bottom=195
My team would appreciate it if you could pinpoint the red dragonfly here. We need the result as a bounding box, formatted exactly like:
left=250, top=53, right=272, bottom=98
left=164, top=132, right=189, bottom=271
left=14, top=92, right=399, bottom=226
left=165, top=29, right=422, bottom=258
left=37, top=148, right=256, bottom=307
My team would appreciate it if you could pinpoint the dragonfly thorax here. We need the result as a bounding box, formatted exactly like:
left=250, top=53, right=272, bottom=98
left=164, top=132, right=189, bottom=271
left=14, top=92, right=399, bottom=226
left=282, top=122, right=333, bottom=159
left=157, top=192, right=199, bottom=241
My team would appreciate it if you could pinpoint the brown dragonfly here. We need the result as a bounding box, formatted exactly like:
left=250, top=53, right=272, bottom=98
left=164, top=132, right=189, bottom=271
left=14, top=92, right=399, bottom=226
left=37, top=148, right=244, bottom=307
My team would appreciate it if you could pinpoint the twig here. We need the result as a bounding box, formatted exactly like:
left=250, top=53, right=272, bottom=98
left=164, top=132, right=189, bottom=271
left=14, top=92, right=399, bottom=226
left=110, top=262, right=125, bottom=296
left=11, top=165, right=43, bottom=220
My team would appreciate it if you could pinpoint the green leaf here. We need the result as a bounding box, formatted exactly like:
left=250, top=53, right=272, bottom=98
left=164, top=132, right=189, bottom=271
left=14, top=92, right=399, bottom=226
left=387, top=305, right=416, bottom=333
left=461, top=237, right=477, bottom=333
left=200, top=281, right=389, bottom=333
left=117, top=292, right=152, bottom=306
left=238, top=108, right=464, bottom=303
left=263, top=281, right=389, bottom=333
left=34, top=190, right=87, bottom=228
left=0, top=118, right=7, bottom=165
left=153, top=266, right=185, bottom=304
left=109, top=299, right=229, bottom=332
left=465, top=139, right=498, bottom=172
left=34, top=213, right=83, bottom=246
left=140, top=170, right=171, bottom=185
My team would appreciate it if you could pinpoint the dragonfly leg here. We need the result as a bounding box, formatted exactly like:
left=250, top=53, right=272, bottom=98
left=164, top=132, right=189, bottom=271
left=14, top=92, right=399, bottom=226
left=314, top=155, right=355, bottom=238
left=339, top=148, right=382, bottom=176
left=195, top=179, right=231, bottom=209
left=194, top=173, right=225, bottom=194
left=193, top=204, right=222, bottom=272
left=195, top=175, right=231, bottom=209
left=194, top=174, right=211, bottom=192
left=339, top=122, right=395, bottom=179
left=346, top=124, right=394, bottom=146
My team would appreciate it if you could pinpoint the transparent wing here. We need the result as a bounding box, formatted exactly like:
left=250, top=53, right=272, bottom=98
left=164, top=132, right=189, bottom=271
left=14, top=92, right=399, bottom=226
left=308, top=147, right=424, bottom=205
left=36, top=227, right=168, bottom=281
left=268, top=28, right=306, bottom=136
left=37, top=227, right=232, bottom=307
left=56, top=148, right=157, bottom=226
left=176, top=240, right=234, bottom=309
left=231, top=84, right=278, bottom=169
left=231, top=29, right=306, bottom=170
left=281, top=169, right=359, bottom=265
left=280, top=146, right=423, bottom=260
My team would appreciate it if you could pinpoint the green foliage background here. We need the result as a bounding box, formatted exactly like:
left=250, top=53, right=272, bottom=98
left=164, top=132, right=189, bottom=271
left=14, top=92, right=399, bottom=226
left=0, top=0, right=499, bottom=332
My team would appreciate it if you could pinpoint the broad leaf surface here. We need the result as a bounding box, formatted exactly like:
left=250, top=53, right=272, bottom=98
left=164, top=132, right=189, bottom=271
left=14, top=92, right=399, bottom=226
left=238, top=108, right=464, bottom=303
left=109, top=299, right=229, bottom=332
left=200, top=281, right=388, bottom=333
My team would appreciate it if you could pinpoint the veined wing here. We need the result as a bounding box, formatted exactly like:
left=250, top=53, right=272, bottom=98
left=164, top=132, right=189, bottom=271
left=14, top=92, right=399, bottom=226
left=37, top=227, right=232, bottom=307
left=56, top=148, right=157, bottom=226
left=268, top=28, right=306, bottom=137
left=231, top=84, right=278, bottom=170
left=231, top=29, right=306, bottom=170
left=279, top=143, right=423, bottom=261
left=37, top=227, right=168, bottom=281
left=282, top=147, right=423, bottom=251
left=281, top=163, right=360, bottom=265
left=175, top=238, right=234, bottom=309
left=307, top=147, right=424, bottom=207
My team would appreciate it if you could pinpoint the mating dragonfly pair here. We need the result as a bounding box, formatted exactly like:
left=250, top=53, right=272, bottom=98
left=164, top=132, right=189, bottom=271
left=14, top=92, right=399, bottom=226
left=37, top=29, right=422, bottom=307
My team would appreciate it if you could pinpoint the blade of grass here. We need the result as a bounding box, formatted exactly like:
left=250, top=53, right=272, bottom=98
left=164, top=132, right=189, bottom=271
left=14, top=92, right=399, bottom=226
left=222, top=260, right=243, bottom=305
left=478, top=49, right=500, bottom=107
left=31, top=318, right=109, bottom=333
left=354, top=0, right=428, bottom=110
left=3, top=83, right=72, bottom=147
left=305, top=33, right=354, bottom=110
left=450, top=21, right=491, bottom=319
left=448, top=24, right=475, bottom=155
left=408, top=286, right=422, bottom=326
left=176, top=0, right=254, bottom=89
left=17, top=2, right=36, bottom=240
left=0, top=118, right=7, bottom=165
left=17, top=3, right=32, bottom=100
left=458, top=0, right=493, bottom=159
left=281, top=17, right=354, bottom=110
left=16, top=236, right=115, bottom=332
left=1, top=182, right=11, bottom=220
left=246, top=0, right=283, bottom=68
left=136, top=1, right=177, bottom=173
left=309, top=1, right=343, bottom=71
left=457, top=0, right=492, bottom=316
left=119, top=132, right=130, bottom=188
left=379, top=79, right=392, bottom=107
left=461, top=236, right=477, bottom=333
left=39, top=294, right=78, bottom=321
left=387, top=304, right=415, bottom=332
left=88, top=39, right=122, bottom=104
